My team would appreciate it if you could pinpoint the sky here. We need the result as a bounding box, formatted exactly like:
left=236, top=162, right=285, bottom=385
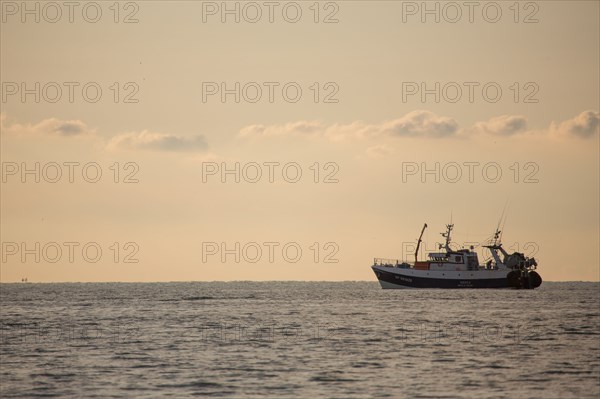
left=1, top=0, right=599, bottom=282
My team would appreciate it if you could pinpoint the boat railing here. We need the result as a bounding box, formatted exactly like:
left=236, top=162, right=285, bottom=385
left=373, top=258, right=414, bottom=268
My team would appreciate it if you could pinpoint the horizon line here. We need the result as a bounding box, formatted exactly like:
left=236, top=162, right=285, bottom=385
left=2, top=280, right=598, bottom=284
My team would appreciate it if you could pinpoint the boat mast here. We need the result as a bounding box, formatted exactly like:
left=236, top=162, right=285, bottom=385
left=441, top=223, right=454, bottom=252
left=414, top=223, right=427, bottom=262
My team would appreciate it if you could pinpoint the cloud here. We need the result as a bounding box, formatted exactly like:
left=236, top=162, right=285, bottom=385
left=238, top=110, right=599, bottom=142
left=473, top=115, right=528, bottom=136
left=379, top=110, right=459, bottom=138
left=239, top=121, right=324, bottom=138
left=551, top=111, right=599, bottom=138
left=0, top=114, right=94, bottom=136
left=239, top=110, right=458, bottom=141
left=107, top=130, right=208, bottom=152
left=52, top=121, right=87, bottom=136
left=365, top=144, right=394, bottom=158
left=325, top=111, right=458, bottom=140
left=1, top=114, right=210, bottom=154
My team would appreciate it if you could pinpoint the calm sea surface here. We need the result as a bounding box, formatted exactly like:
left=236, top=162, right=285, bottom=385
left=1, top=282, right=599, bottom=398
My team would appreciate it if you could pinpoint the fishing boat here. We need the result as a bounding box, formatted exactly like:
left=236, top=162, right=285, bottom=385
left=371, top=222, right=541, bottom=289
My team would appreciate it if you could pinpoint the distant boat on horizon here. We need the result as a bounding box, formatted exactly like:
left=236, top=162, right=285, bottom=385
left=372, top=221, right=542, bottom=289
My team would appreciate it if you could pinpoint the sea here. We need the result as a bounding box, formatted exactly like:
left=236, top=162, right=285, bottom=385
left=1, top=281, right=599, bottom=398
